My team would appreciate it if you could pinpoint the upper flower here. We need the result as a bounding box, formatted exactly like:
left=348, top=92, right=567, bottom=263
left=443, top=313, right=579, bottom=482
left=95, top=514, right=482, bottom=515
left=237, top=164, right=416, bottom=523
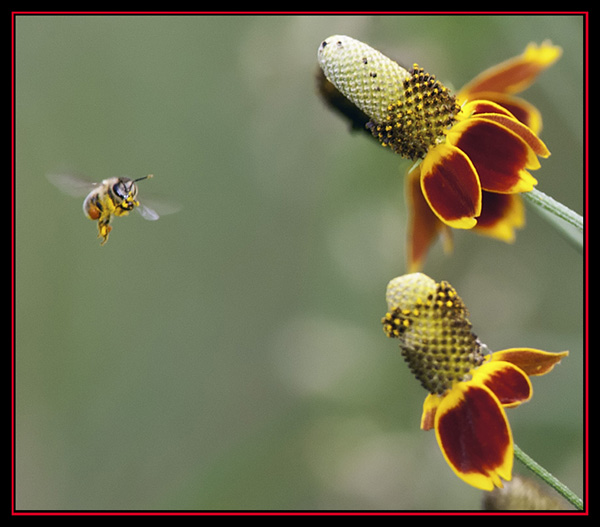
left=382, top=272, right=568, bottom=491
left=317, top=36, right=560, bottom=270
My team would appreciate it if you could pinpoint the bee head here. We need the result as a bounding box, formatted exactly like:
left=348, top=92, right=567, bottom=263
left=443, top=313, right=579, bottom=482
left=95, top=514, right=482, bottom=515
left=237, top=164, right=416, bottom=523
left=115, top=174, right=152, bottom=198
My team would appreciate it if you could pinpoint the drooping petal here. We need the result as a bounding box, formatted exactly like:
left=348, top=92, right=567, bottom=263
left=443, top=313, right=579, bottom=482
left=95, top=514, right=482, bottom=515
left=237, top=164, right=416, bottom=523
left=435, top=382, right=513, bottom=490
left=459, top=91, right=543, bottom=133
left=448, top=118, right=539, bottom=194
left=471, top=360, right=532, bottom=408
left=490, top=348, right=569, bottom=376
left=421, top=392, right=443, bottom=431
left=472, top=113, right=550, bottom=158
left=420, top=143, right=482, bottom=229
left=406, top=166, right=453, bottom=271
left=459, top=41, right=562, bottom=96
left=461, top=100, right=549, bottom=158
left=461, top=99, right=516, bottom=119
left=473, top=191, right=525, bottom=242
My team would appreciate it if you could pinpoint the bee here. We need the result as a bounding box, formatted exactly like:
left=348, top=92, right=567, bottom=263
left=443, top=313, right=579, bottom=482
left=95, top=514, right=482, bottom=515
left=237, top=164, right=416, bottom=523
left=47, top=173, right=175, bottom=245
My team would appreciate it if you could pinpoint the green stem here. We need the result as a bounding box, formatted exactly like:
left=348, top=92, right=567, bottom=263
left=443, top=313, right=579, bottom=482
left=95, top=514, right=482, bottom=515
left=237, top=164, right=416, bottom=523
left=522, top=188, right=584, bottom=250
left=513, top=443, right=584, bottom=511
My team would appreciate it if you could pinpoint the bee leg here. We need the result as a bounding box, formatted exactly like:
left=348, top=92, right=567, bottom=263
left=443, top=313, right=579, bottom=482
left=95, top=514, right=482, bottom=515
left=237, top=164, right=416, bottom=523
left=97, top=219, right=112, bottom=245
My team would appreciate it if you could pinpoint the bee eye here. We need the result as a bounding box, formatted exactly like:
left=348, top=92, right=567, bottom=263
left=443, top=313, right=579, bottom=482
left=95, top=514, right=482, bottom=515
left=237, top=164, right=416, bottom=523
left=113, top=182, right=127, bottom=199
left=114, top=180, right=136, bottom=200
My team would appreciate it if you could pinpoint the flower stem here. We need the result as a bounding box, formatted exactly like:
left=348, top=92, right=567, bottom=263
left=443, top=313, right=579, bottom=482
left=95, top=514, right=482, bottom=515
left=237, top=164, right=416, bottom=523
left=523, top=188, right=584, bottom=250
left=513, top=443, right=584, bottom=511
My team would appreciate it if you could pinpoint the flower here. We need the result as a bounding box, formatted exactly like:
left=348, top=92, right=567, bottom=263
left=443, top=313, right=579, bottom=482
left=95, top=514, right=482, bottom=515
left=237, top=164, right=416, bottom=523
left=382, top=272, right=568, bottom=491
left=317, top=36, right=561, bottom=270
left=407, top=41, right=562, bottom=270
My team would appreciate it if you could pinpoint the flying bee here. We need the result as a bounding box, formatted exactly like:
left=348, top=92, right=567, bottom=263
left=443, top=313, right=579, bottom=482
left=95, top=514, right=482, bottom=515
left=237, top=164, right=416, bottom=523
left=48, top=173, right=177, bottom=245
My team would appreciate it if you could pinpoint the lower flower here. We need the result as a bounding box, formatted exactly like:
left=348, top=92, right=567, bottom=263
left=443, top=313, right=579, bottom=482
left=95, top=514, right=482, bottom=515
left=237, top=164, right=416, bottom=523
left=382, top=273, right=568, bottom=490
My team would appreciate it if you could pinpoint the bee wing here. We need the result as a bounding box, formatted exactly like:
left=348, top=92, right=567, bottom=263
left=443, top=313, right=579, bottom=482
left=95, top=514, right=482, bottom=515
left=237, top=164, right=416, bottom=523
left=136, top=196, right=181, bottom=221
left=47, top=173, right=98, bottom=197
left=136, top=203, right=160, bottom=221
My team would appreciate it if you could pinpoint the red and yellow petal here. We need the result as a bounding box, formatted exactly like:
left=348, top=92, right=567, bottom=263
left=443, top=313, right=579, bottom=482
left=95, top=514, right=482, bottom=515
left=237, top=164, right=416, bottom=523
left=471, top=360, right=532, bottom=408
left=461, top=99, right=516, bottom=119
left=435, top=382, right=513, bottom=490
left=459, top=41, right=562, bottom=96
left=490, top=348, right=569, bottom=377
left=406, top=166, right=453, bottom=271
left=420, top=143, right=482, bottom=229
left=472, top=191, right=525, bottom=242
left=447, top=117, right=539, bottom=194
left=460, top=91, right=543, bottom=133
left=421, top=392, right=443, bottom=431
left=472, top=113, right=550, bottom=159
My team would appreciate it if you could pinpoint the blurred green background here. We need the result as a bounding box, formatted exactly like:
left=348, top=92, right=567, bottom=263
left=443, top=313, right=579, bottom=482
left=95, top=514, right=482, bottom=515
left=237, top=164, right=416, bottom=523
left=15, top=14, right=584, bottom=511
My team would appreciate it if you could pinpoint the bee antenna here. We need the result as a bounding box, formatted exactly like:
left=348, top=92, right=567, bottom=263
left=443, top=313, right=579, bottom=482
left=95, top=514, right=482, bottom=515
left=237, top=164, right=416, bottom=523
left=134, top=174, right=154, bottom=183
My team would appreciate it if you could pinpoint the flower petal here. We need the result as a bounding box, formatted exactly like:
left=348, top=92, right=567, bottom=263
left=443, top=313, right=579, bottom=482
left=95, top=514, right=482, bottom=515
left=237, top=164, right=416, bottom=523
left=420, top=143, right=482, bottom=229
left=421, top=392, right=442, bottom=431
left=472, top=113, right=550, bottom=158
left=473, top=191, right=525, bottom=242
left=462, top=99, right=516, bottom=119
left=406, top=165, right=453, bottom=271
left=460, top=91, right=543, bottom=133
left=472, top=360, right=532, bottom=408
left=435, top=382, right=513, bottom=490
left=490, top=348, right=569, bottom=376
left=459, top=41, right=562, bottom=96
left=448, top=118, right=539, bottom=193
